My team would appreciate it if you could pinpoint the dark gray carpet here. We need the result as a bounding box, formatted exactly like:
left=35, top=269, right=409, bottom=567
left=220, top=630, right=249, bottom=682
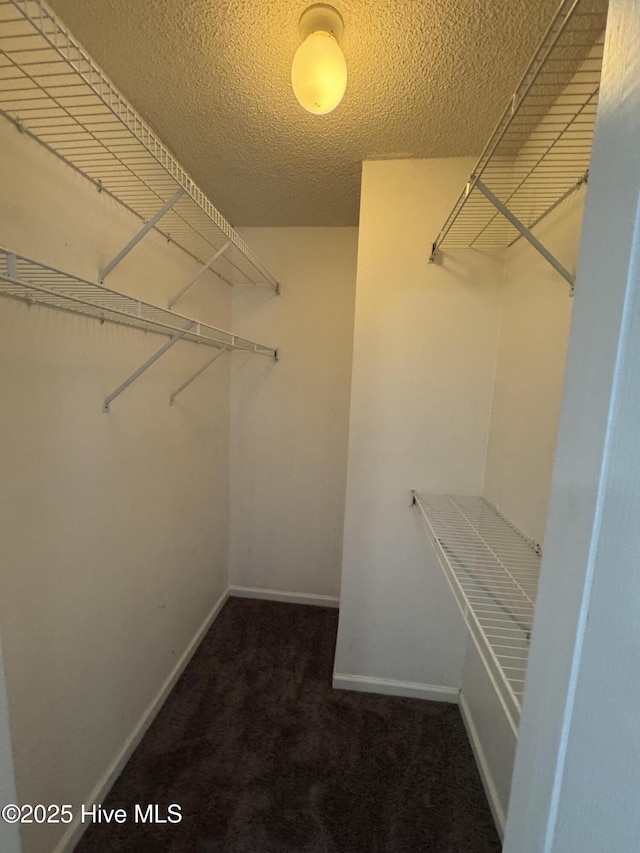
left=75, top=598, right=501, bottom=852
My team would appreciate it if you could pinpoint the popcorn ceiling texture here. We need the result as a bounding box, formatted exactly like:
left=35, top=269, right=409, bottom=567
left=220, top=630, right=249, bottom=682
left=47, top=0, right=559, bottom=226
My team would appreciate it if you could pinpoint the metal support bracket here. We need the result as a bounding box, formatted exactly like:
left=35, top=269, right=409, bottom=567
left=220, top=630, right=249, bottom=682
left=168, top=241, right=231, bottom=308
left=6, top=252, right=17, bottom=279
left=103, top=321, right=195, bottom=412
left=6, top=253, right=34, bottom=304
left=100, top=188, right=185, bottom=281
left=475, top=179, right=575, bottom=290
left=169, top=345, right=229, bottom=404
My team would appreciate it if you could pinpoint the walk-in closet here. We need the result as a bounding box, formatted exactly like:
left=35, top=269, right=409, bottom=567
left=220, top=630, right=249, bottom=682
left=1, top=0, right=639, bottom=851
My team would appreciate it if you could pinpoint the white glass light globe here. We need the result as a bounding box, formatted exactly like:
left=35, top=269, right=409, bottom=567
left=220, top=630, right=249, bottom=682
left=291, top=30, right=347, bottom=115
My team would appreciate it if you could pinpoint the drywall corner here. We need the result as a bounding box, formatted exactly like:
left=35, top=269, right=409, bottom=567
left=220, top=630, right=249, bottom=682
left=335, top=158, right=504, bottom=691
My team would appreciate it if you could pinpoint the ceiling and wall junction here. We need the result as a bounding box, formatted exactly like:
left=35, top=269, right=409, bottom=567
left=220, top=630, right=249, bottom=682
left=47, top=0, right=559, bottom=226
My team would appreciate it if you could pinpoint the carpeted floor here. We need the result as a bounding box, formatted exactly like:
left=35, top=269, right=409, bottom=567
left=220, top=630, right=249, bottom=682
left=75, top=598, right=501, bottom=852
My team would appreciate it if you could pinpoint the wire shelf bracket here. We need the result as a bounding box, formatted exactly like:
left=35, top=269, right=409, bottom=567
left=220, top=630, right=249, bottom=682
left=169, top=345, right=229, bottom=405
left=429, top=0, right=607, bottom=282
left=0, top=0, right=281, bottom=294
left=168, top=241, right=232, bottom=309
left=0, top=247, right=277, bottom=411
left=103, top=321, right=196, bottom=412
left=100, top=188, right=185, bottom=282
left=411, top=491, right=542, bottom=733
left=474, top=179, right=575, bottom=291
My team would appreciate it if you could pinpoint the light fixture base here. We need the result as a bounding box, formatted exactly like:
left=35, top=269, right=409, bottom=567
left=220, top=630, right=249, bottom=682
left=298, top=4, right=344, bottom=43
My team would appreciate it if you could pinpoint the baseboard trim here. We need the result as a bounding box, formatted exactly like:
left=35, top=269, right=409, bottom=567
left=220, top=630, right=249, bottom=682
left=459, top=691, right=506, bottom=839
left=228, top=585, right=339, bottom=608
left=54, top=587, right=229, bottom=853
left=332, top=672, right=460, bottom=703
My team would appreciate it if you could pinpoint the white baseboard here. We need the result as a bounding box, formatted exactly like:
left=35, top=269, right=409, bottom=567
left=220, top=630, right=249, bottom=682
left=228, top=585, right=339, bottom=608
left=54, top=587, right=229, bottom=853
left=332, top=672, right=460, bottom=703
left=459, top=692, right=506, bottom=839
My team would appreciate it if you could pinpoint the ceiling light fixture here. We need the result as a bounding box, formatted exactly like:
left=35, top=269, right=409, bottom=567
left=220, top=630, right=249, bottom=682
left=291, top=4, right=347, bottom=116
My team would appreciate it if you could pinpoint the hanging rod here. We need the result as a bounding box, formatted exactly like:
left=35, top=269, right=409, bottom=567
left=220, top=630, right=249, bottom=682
left=430, top=0, right=607, bottom=272
left=0, top=0, right=281, bottom=294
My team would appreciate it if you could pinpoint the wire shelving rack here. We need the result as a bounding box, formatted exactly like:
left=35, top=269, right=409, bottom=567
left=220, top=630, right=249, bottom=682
left=430, top=0, right=609, bottom=289
left=0, top=247, right=277, bottom=410
left=0, top=0, right=280, bottom=294
left=412, top=492, right=542, bottom=732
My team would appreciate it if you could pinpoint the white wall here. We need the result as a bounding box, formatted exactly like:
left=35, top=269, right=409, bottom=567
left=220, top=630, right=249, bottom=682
left=0, top=117, right=233, bottom=852
left=0, top=635, right=20, bottom=853
left=462, top=177, right=584, bottom=835
left=484, top=190, right=584, bottom=544
left=505, top=1, right=640, bottom=847
left=334, top=158, right=504, bottom=694
left=482, top=45, right=593, bottom=546
left=331, top=156, right=584, bottom=833
left=230, top=227, right=357, bottom=600
left=460, top=643, right=518, bottom=835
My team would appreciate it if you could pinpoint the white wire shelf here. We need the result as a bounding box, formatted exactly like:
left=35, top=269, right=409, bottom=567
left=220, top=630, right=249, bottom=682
left=0, top=247, right=277, bottom=409
left=412, top=492, right=542, bottom=732
left=0, top=0, right=279, bottom=294
left=0, top=247, right=276, bottom=355
left=432, top=0, right=608, bottom=256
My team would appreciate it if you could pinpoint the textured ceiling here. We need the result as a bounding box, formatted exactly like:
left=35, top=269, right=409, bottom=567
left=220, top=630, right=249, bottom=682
left=47, top=0, right=560, bottom=226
